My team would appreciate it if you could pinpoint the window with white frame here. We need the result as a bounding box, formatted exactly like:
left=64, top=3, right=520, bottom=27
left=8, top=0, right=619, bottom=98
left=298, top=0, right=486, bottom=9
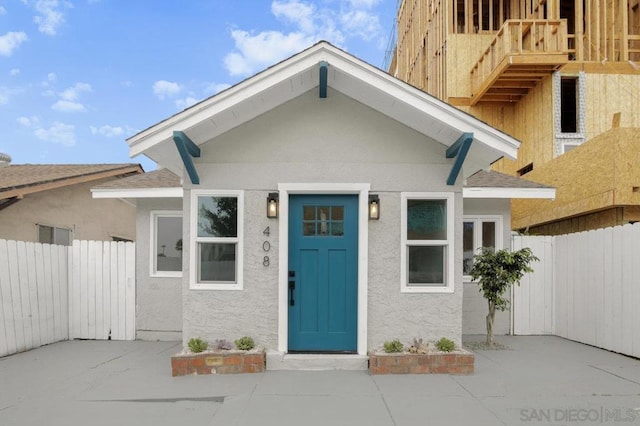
left=463, top=216, right=502, bottom=277
left=401, top=193, right=454, bottom=293
left=150, top=211, right=183, bottom=277
left=190, top=190, right=243, bottom=290
left=38, top=224, right=71, bottom=246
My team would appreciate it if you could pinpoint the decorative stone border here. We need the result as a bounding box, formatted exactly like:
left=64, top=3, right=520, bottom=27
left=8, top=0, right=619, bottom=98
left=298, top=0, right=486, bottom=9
left=171, top=350, right=266, bottom=376
left=368, top=350, right=474, bottom=375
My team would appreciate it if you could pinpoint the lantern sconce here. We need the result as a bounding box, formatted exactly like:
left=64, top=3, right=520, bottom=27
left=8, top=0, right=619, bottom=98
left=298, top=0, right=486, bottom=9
left=267, top=192, right=279, bottom=218
left=368, top=194, right=380, bottom=220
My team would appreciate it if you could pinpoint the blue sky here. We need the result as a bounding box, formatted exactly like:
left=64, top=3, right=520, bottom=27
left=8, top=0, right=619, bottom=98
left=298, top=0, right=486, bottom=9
left=0, top=0, right=398, bottom=171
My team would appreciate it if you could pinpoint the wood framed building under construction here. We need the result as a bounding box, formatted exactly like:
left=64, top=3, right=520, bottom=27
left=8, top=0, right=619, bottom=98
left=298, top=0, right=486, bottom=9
left=390, top=0, right=640, bottom=234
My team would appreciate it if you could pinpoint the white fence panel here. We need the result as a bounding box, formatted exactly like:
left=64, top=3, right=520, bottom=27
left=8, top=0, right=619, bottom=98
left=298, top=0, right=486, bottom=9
left=68, top=240, right=135, bottom=341
left=514, top=223, right=640, bottom=359
left=2, top=239, right=135, bottom=357
left=512, top=235, right=555, bottom=335
left=0, top=240, right=69, bottom=357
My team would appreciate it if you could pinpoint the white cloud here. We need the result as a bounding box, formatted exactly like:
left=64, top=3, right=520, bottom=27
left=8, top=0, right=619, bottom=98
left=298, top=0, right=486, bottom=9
left=121, top=80, right=133, bottom=88
left=0, top=32, right=28, bottom=56
left=223, top=0, right=388, bottom=77
left=272, top=0, right=316, bottom=33
left=47, top=72, right=57, bottom=81
left=0, top=89, right=9, bottom=105
left=224, top=30, right=316, bottom=76
left=10, top=68, right=20, bottom=76
left=17, top=116, right=40, bottom=127
left=51, top=99, right=85, bottom=112
left=153, top=80, right=182, bottom=100
left=346, top=0, right=381, bottom=8
left=340, top=10, right=380, bottom=41
left=90, top=125, right=125, bottom=137
left=28, top=0, right=72, bottom=36
left=0, top=6, right=6, bottom=15
left=34, top=121, right=76, bottom=147
left=175, top=96, right=199, bottom=110
left=59, top=82, right=91, bottom=101
left=49, top=82, right=91, bottom=112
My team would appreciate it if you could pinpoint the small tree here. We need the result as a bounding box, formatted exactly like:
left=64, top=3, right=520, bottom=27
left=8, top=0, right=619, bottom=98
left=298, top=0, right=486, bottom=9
left=469, top=247, right=538, bottom=346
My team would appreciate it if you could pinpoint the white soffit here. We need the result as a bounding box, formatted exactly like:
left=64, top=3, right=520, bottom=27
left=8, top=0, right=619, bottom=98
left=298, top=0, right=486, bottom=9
left=128, top=42, right=520, bottom=171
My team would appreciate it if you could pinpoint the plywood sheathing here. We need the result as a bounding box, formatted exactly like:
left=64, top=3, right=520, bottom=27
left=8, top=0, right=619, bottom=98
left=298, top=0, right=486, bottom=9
left=510, top=127, right=640, bottom=230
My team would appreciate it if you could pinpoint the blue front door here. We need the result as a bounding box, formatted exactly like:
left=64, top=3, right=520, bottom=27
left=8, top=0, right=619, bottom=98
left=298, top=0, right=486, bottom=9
left=288, top=195, right=358, bottom=352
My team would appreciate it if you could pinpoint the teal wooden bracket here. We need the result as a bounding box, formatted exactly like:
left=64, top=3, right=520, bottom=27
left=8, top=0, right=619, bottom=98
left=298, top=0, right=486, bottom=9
left=173, top=130, right=201, bottom=185
left=445, top=132, right=473, bottom=185
left=319, top=61, right=328, bottom=98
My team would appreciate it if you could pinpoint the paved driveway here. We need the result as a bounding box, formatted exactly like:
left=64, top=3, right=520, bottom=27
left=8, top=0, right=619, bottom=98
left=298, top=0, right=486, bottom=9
left=1, top=336, right=639, bottom=425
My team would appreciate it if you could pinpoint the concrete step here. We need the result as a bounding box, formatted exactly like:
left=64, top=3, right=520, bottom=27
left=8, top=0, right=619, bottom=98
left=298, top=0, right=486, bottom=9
left=266, top=351, right=369, bottom=371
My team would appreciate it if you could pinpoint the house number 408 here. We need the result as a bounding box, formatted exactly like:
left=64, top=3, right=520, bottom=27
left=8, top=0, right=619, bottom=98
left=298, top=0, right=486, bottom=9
left=263, top=226, right=271, bottom=267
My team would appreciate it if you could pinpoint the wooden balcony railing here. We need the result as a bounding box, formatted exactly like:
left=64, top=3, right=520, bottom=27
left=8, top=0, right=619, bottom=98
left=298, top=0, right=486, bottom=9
left=470, top=19, right=569, bottom=104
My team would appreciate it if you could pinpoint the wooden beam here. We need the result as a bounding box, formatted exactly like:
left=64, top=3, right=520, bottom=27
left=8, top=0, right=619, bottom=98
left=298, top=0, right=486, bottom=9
left=319, top=61, right=328, bottom=98
left=446, top=132, right=474, bottom=185
left=172, top=131, right=200, bottom=185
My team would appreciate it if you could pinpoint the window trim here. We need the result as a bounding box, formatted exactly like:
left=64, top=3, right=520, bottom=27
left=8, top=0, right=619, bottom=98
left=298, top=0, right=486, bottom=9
left=462, top=215, right=503, bottom=281
left=149, top=210, right=183, bottom=278
left=400, top=192, right=455, bottom=293
left=190, top=190, right=244, bottom=290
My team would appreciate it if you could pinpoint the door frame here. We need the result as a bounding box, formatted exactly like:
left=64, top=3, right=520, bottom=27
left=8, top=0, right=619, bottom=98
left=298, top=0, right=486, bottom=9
left=277, top=183, right=370, bottom=355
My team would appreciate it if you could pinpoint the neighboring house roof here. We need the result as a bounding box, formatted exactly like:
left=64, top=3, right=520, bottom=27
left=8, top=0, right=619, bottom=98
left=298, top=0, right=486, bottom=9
left=92, top=168, right=182, bottom=199
left=0, top=164, right=143, bottom=200
left=127, top=41, right=521, bottom=180
left=463, top=170, right=555, bottom=199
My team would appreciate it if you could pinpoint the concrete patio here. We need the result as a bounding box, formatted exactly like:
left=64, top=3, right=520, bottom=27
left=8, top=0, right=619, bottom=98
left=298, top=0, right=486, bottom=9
left=1, top=336, right=639, bottom=425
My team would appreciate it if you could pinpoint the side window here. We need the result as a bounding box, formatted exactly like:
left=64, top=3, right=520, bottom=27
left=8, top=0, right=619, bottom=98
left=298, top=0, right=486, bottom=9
left=463, top=216, right=502, bottom=277
left=150, top=211, right=183, bottom=277
left=38, top=224, right=71, bottom=246
left=401, top=193, right=455, bottom=293
left=190, top=191, right=243, bottom=290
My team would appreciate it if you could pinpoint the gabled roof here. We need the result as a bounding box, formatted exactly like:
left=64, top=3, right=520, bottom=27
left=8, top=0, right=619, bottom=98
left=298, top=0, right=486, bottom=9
left=92, top=168, right=182, bottom=199
left=463, top=170, right=555, bottom=199
left=128, top=41, right=520, bottom=179
left=0, top=164, right=143, bottom=200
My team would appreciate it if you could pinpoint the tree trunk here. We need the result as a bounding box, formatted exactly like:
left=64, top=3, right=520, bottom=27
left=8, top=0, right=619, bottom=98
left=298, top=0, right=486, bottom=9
left=486, top=301, right=496, bottom=346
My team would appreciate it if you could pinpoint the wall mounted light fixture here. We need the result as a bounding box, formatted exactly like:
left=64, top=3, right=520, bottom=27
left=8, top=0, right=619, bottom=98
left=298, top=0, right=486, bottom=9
left=368, top=194, right=380, bottom=220
left=267, top=192, right=279, bottom=218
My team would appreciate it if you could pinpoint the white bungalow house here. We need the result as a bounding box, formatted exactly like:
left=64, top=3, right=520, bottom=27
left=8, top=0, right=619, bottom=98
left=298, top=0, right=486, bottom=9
left=93, top=42, right=554, bottom=367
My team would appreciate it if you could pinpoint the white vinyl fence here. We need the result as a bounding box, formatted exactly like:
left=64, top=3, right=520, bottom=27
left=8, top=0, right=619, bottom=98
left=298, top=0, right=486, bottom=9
left=0, top=240, right=135, bottom=357
left=513, top=223, right=640, bottom=358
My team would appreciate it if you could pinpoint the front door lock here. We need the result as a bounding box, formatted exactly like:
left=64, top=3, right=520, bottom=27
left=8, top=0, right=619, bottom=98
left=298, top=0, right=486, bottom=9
left=288, top=270, right=295, bottom=306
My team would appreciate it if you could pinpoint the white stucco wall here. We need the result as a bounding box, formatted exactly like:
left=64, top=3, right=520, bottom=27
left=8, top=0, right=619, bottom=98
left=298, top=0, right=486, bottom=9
left=179, top=89, right=471, bottom=351
left=135, top=198, right=183, bottom=340
left=0, top=178, right=136, bottom=242
left=462, top=198, right=512, bottom=335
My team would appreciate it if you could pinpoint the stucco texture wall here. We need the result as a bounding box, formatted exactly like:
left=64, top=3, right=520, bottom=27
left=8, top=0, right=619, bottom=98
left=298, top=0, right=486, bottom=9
left=135, top=198, right=183, bottom=340
left=179, top=89, right=470, bottom=351
left=0, top=178, right=136, bottom=242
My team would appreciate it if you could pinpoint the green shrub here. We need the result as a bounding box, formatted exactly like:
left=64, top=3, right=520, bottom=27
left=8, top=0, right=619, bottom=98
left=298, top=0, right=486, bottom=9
left=187, top=337, right=208, bottom=353
left=435, top=337, right=455, bottom=352
left=234, top=336, right=255, bottom=351
left=383, top=339, right=404, bottom=353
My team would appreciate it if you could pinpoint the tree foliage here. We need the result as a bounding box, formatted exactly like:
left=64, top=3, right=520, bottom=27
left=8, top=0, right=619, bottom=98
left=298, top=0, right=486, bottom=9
left=469, top=247, right=538, bottom=345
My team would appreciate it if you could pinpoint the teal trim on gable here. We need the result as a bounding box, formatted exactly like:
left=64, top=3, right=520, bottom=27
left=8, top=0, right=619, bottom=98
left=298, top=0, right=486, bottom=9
left=319, top=61, right=328, bottom=98
left=446, top=132, right=473, bottom=186
left=172, top=130, right=200, bottom=185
